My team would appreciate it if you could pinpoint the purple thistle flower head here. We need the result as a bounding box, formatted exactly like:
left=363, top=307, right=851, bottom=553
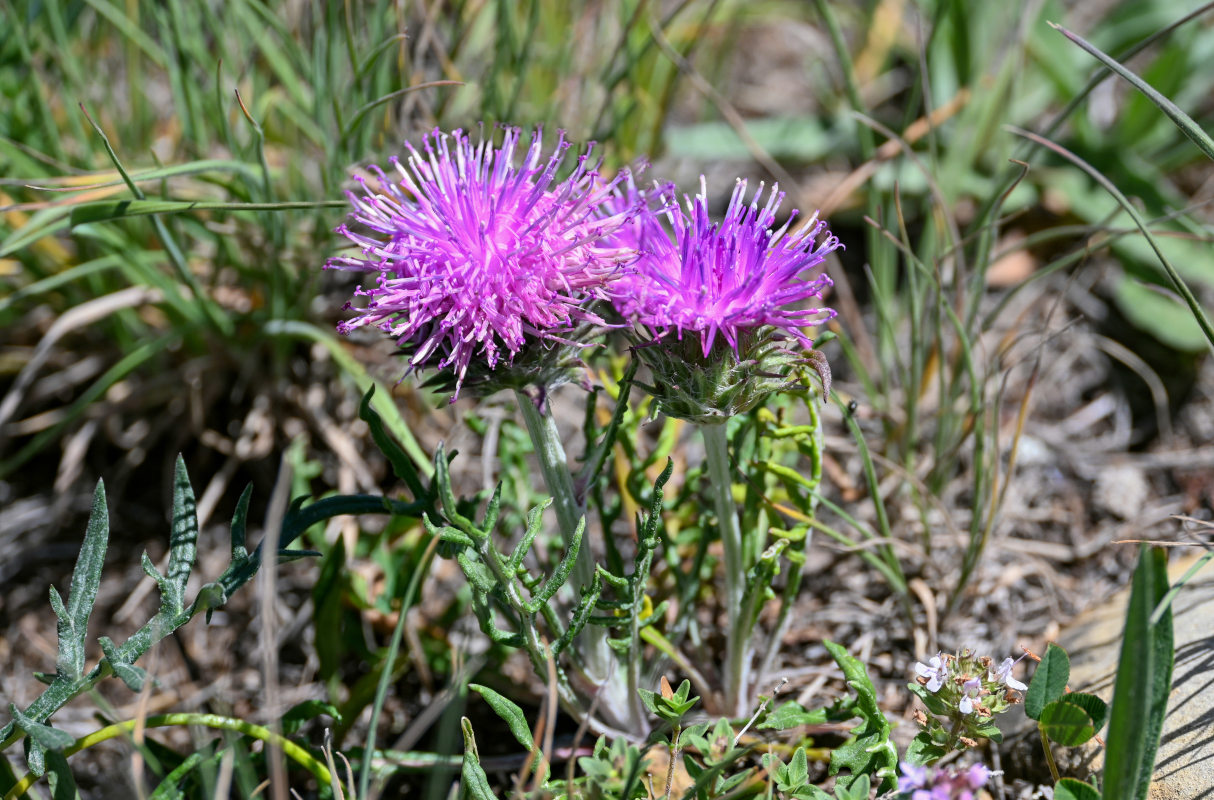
left=326, top=126, right=637, bottom=399
left=603, top=177, right=841, bottom=422
left=612, top=177, right=840, bottom=356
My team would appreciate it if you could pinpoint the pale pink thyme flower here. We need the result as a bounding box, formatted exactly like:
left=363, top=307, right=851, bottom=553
left=915, top=653, right=949, bottom=693
left=326, top=126, right=636, bottom=398
left=610, top=177, right=840, bottom=356
left=989, top=655, right=1028, bottom=691
left=899, top=761, right=991, bottom=800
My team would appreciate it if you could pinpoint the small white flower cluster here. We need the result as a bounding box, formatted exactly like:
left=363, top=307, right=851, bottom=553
left=913, top=651, right=1028, bottom=713
left=908, top=649, right=1028, bottom=755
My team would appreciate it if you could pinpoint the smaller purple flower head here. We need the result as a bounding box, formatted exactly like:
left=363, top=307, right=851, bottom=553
left=605, top=177, right=841, bottom=422
left=915, top=654, right=949, bottom=693
left=612, top=177, right=839, bottom=356
left=326, top=126, right=637, bottom=399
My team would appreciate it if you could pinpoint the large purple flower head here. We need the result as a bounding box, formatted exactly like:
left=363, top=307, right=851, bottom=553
left=608, top=177, right=840, bottom=422
left=326, top=126, right=636, bottom=399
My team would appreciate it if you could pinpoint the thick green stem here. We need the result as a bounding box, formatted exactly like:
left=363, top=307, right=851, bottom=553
left=515, top=390, right=629, bottom=726
left=515, top=390, right=596, bottom=595
left=701, top=422, right=748, bottom=716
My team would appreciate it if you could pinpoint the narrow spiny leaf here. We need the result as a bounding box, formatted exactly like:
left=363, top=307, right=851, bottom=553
left=165, top=456, right=199, bottom=615
left=55, top=480, right=109, bottom=680
left=230, top=483, right=252, bottom=559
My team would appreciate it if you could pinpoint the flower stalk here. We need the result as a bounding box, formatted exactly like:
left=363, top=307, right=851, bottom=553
left=701, top=422, right=748, bottom=715
left=514, top=389, right=596, bottom=594
left=514, top=389, right=631, bottom=727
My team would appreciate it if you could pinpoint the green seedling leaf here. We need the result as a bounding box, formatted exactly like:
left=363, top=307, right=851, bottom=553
left=1039, top=700, right=1096, bottom=747
left=771, top=747, right=813, bottom=796
left=1025, top=643, right=1070, bottom=720
left=757, top=700, right=828, bottom=731
left=639, top=678, right=698, bottom=726
left=1103, top=545, right=1173, bottom=800
left=52, top=481, right=109, bottom=682
left=1054, top=777, right=1102, bottom=800
left=470, top=684, right=534, bottom=751
left=972, top=721, right=1004, bottom=743
left=459, top=718, right=496, bottom=800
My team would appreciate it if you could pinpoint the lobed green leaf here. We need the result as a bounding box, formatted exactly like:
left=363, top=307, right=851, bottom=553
left=52, top=481, right=109, bottom=682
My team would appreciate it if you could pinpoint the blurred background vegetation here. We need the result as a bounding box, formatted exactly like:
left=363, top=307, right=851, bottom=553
left=2, top=0, right=1213, bottom=795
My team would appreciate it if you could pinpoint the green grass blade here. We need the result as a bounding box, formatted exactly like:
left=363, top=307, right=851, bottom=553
left=1051, top=22, right=1214, bottom=163
left=265, top=320, right=433, bottom=477
left=69, top=199, right=346, bottom=226
left=78, top=106, right=232, bottom=337
left=1010, top=127, right=1214, bottom=354
left=0, top=207, right=73, bottom=259
left=0, top=332, right=180, bottom=480
left=81, top=0, right=168, bottom=66
left=339, top=81, right=464, bottom=145
left=359, top=385, right=429, bottom=502
left=358, top=534, right=441, bottom=800
left=1151, top=549, right=1213, bottom=625
left=0, top=256, right=123, bottom=314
